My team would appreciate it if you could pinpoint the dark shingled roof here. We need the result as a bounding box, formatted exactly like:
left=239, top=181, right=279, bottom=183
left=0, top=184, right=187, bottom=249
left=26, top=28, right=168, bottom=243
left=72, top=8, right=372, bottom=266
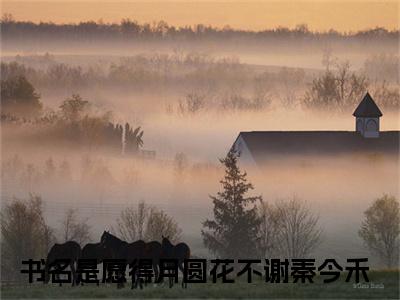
left=353, top=93, right=383, bottom=117
left=236, top=131, right=399, bottom=165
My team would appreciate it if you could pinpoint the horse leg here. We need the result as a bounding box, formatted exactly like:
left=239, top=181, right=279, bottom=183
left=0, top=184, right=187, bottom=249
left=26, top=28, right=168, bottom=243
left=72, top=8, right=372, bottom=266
left=153, top=261, right=159, bottom=286
left=169, top=273, right=174, bottom=289
left=76, top=270, right=82, bottom=286
left=76, top=261, right=83, bottom=286
left=117, top=270, right=126, bottom=289
left=54, top=263, right=62, bottom=286
left=131, top=269, right=137, bottom=289
left=168, top=267, right=174, bottom=289
left=178, top=260, right=186, bottom=288
left=139, top=278, right=144, bottom=290
left=70, top=261, right=76, bottom=287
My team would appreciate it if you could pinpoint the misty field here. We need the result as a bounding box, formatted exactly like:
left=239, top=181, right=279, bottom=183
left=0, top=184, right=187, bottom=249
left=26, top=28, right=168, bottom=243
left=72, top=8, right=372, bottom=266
left=1, top=12, right=399, bottom=300
left=2, top=271, right=399, bottom=299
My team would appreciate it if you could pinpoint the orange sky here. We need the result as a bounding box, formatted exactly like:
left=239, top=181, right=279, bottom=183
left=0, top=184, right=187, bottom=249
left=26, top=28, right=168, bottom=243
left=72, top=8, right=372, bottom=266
left=1, top=0, right=399, bottom=32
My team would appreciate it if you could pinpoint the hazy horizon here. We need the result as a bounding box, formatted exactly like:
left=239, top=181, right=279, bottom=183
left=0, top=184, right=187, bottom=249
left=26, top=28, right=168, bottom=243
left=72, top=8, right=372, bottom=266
left=1, top=2, right=399, bottom=290
left=1, top=0, right=399, bottom=32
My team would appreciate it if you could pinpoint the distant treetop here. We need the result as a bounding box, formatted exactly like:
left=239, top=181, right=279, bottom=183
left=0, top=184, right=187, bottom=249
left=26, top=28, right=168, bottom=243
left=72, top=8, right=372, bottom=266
left=1, top=16, right=398, bottom=41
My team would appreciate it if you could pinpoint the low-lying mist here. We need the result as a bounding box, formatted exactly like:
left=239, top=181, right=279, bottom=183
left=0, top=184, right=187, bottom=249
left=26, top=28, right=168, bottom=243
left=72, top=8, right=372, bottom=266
left=1, top=35, right=399, bottom=269
left=2, top=126, right=399, bottom=267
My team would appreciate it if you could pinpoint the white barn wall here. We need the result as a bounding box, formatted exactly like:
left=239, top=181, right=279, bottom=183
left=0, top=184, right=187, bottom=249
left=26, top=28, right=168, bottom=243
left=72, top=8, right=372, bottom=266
left=233, top=135, right=258, bottom=170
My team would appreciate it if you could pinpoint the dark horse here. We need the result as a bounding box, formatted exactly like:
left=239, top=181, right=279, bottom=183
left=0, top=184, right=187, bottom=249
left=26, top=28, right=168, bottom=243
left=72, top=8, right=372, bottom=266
left=142, top=240, right=162, bottom=285
left=45, top=241, right=81, bottom=286
left=100, top=231, right=164, bottom=288
left=81, top=242, right=113, bottom=263
left=77, top=242, right=113, bottom=285
left=100, top=231, right=146, bottom=288
left=161, top=236, right=191, bottom=288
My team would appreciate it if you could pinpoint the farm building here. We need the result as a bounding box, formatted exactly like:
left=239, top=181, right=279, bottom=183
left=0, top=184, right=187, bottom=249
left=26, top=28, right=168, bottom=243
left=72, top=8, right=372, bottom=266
left=232, top=93, right=399, bottom=168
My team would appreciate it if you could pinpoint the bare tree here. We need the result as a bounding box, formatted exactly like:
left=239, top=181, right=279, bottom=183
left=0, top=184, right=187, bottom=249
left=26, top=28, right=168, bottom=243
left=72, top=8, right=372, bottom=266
left=321, top=47, right=336, bottom=71
left=370, top=80, right=400, bottom=110
left=274, top=197, right=322, bottom=258
left=303, top=61, right=368, bottom=112
left=116, top=201, right=182, bottom=243
left=257, top=201, right=280, bottom=258
left=178, top=92, right=205, bottom=115
left=359, top=195, right=399, bottom=268
left=1, top=194, right=55, bottom=281
left=173, top=152, right=188, bottom=180
left=116, top=201, right=149, bottom=242
left=145, top=207, right=182, bottom=243
left=60, top=208, right=91, bottom=245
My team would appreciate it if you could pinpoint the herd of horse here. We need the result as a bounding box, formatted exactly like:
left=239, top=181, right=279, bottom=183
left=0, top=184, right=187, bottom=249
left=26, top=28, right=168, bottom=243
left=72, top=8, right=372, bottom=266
left=45, top=231, right=191, bottom=288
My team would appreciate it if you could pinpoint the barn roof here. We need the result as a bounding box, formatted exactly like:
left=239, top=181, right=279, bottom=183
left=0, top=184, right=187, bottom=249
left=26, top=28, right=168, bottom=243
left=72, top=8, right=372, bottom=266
left=353, top=93, right=383, bottom=117
left=236, top=131, right=399, bottom=166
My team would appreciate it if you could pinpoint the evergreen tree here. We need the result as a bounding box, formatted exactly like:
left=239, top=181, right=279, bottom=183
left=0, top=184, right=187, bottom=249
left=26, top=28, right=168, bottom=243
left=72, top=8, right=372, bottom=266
left=202, top=148, right=262, bottom=258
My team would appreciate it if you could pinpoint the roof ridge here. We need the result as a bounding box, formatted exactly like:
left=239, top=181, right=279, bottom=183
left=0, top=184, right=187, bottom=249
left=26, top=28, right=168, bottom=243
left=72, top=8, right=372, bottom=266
left=353, top=93, right=383, bottom=117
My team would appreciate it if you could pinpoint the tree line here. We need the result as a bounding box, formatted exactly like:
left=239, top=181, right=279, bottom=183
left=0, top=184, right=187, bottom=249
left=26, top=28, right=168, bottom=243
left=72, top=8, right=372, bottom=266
left=2, top=14, right=398, bottom=42
left=202, top=149, right=399, bottom=268
left=0, top=76, right=144, bottom=154
left=1, top=56, right=399, bottom=114
left=1, top=149, right=399, bottom=281
left=0, top=196, right=182, bottom=282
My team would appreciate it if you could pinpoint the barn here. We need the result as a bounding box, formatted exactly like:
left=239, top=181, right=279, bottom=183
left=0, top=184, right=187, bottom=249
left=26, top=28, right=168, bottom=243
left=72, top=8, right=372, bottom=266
left=232, top=93, right=399, bottom=168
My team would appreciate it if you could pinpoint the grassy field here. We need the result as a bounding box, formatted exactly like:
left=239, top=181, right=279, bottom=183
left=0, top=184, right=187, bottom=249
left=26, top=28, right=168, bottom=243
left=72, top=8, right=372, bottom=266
left=1, top=270, right=399, bottom=299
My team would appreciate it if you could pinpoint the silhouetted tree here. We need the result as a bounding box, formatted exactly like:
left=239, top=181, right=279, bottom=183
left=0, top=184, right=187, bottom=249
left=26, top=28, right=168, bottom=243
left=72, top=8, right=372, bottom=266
left=1, top=13, right=14, bottom=23
left=59, top=208, right=91, bottom=246
left=303, top=61, right=368, bottom=112
left=202, top=148, right=262, bottom=258
left=173, top=152, right=188, bottom=179
left=1, top=18, right=397, bottom=42
left=116, top=201, right=182, bottom=243
left=371, top=81, right=400, bottom=110
left=124, top=123, right=144, bottom=154
left=359, top=195, right=399, bottom=268
left=0, top=75, right=42, bottom=117
left=59, top=94, right=89, bottom=122
left=145, top=207, right=182, bottom=243
left=274, top=197, right=322, bottom=258
left=117, top=202, right=149, bottom=242
left=257, top=201, right=279, bottom=257
left=1, top=194, right=55, bottom=281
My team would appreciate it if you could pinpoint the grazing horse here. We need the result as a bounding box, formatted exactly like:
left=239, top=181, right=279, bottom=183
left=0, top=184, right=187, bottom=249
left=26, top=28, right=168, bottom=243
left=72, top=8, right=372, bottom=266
left=78, top=242, right=113, bottom=285
left=100, top=231, right=145, bottom=262
left=161, top=236, right=191, bottom=288
left=100, top=231, right=146, bottom=288
left=143, top=240, right=162, bottom=284
left=45, top=241, right=81, bottom=286
left=81, top=242, right=112, bottom=263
